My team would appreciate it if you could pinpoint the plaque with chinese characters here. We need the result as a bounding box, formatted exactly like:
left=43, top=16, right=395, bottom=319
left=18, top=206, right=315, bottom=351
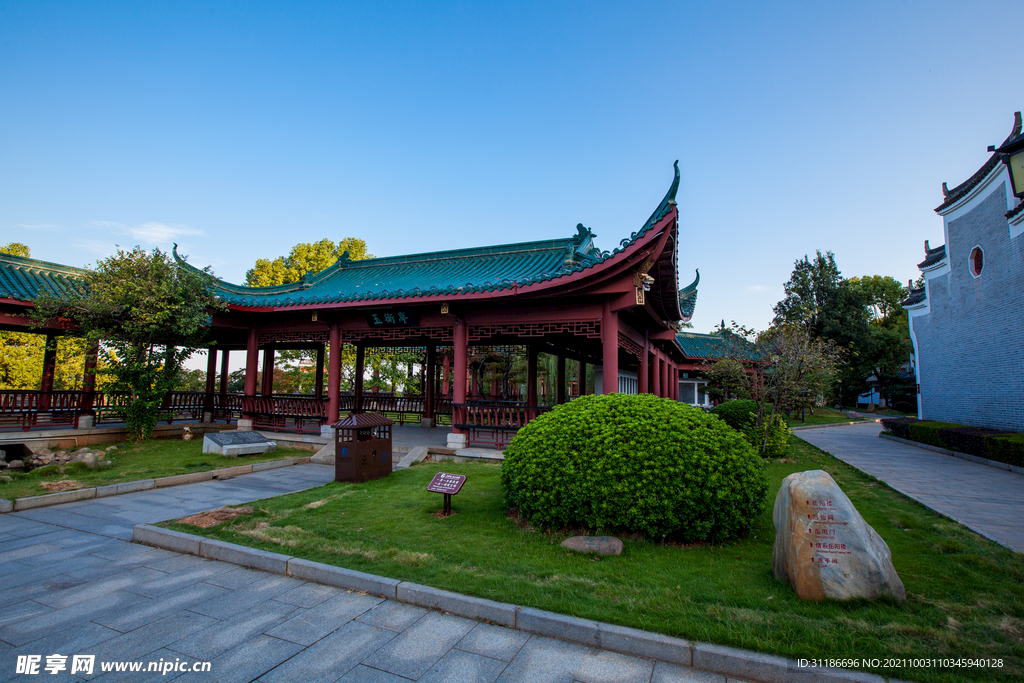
left=367, top=310, right=418, bottom=327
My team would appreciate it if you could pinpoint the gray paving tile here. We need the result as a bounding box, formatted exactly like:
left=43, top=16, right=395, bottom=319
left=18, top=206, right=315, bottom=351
left=0, top=516, right=57, bottom=537
left=169, top=599, right=298, bottom=660
left=576, top=649, right=653, bottom=683
left=456, top=623, right=531, bottom=662
left=127, top=560, right=237, bottom=598
left=496, top=636, right=589, bottom=683
left=0, top=541, right=63, bottom=564
left=0, top=599, right=55, bottom=631
left=259, top=620, right=396, bottom=683
left=172, top=634, right=303, bottom=683
left=82, top=611, right=219, bottom=676
left=362, top=611, right=477, bottom=679
left=92, top=582, right=228, bottom=633
left=337, top=664, right=417, bottom=682
left=0, top=590, right=148, bottom=646
left=356, top=599, right=428, bottom=631
left=202, top=566, right=266, bottom=589
left=652, top=662, right=726, bottom=683
left=264, top=591, right=383, bottom=646
left=419, top=648, right=509, bottom=683
left=187, top=574, right=303, bottom=620
left=34, top=566, right=166, bottom=609
left=5, top=621, right=121, bottom=662
left=274, top=581, right=343, bottom=608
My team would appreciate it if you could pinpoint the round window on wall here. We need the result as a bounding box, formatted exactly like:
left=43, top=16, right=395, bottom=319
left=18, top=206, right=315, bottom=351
left=969, top=246, right=984, bottom=278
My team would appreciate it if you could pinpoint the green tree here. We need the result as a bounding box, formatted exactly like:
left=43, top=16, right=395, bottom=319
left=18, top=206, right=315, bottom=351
left=33, top=247, right=223, bottom=440
left=773, top=251, right=874, bottom=404
left=1, top=242, right=30, bottom=257
left=245, top=237, right=374, bottom=286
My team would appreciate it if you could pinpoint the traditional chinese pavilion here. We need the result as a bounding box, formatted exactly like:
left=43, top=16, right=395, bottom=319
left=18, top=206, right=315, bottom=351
left=1, top=163, right=711, bottom=447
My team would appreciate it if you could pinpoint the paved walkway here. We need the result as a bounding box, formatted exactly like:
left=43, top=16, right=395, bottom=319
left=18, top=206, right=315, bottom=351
left=0, top=465, right=727, bottom=683
left=796, top=421, right=1024, bottom=552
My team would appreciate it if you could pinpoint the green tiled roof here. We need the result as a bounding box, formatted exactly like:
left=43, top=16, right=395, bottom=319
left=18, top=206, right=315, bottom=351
left=182, top=163, right=682, bottom=308
left=678, top=270, right=698, bottom=320
left=675, top=331, right=759, bottom=361
left=0, top=252, right=88, bottom=302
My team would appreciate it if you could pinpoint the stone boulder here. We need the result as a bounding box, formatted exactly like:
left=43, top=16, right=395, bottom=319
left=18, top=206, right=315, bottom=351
left=71, top=453, right=99, bottom=469
left=773, top=470, right=906, bottom=602
left=560, top=536, right=624, bottom=555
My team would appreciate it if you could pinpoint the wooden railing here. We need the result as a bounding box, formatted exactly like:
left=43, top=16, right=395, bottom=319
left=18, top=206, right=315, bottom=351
left=242, top=395, right=326, bottom=435
left=0, top=388, right=454, bottom=433
left=451, top=400, right=552, bottom=448
left=0, top=390, right=83, bottom=430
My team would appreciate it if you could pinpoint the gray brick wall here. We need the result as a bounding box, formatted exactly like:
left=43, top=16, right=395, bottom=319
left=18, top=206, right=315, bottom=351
left=914, top=183, right=1024, bottom=432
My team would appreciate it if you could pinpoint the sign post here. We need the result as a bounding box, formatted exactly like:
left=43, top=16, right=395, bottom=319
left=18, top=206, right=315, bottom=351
left=426, top=472, right=466, bottom=516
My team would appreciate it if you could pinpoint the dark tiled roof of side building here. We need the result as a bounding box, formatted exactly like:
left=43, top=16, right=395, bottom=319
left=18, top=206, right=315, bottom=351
left=1006, top=201, right=1024, bottom=220
left=934, top=112, right=1022, bottom=213
left=917, top=242, right=947, bottom=269
left=902, top=287, right=927, bottom=307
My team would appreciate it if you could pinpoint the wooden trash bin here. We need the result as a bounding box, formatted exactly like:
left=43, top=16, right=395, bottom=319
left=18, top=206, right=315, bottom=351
left=332, top=412, right=394, bottom=483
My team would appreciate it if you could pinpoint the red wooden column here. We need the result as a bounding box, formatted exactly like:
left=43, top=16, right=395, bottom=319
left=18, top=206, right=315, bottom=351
left=669, top=365, right=677, bottom=400
left=326, top=323, right=341, bottom=424
left=77, top=339, right=99, bottom=428
left=219, top=349, right=230, bottom=394
left=527, top=346, right=538, bottom=407
left=314, top=345, right=325, bottom=400
left=354, top=342, right=365, bottom=412
left=242, top=327, right=259, bottom=425
left=452, top=319, right=468, bottom=438
left=639, top=341, right=649, bottom=394
left=652, top=353, right=662, bottom=397
left=203, top=348, right=217, bottom=421
left=659, top=354, right=669, bottom=398
left=261, top=347, right=275, bottom=396
left=424, top=344, right=436, bottom=425
left=39, top=332, right=58, bottom=410
left=601, top=301, right=618, bottom=395
left=442, top=354, right=451, bottom=395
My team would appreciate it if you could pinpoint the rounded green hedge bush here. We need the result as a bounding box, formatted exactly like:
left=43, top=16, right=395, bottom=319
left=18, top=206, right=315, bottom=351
left=500, top=394, right=769, bottom=542
left=711, top=399, right=791, bottom=459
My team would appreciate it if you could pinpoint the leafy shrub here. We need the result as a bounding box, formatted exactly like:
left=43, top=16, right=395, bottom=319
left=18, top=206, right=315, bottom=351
left=711, top=400, right=791, bottom=459
left=880, top=417, right=914, bottom=439
left=937, top=426, right=1004, bottom=458
left=710, top=400, right=757, bottom=432
left=501, top=394, right=769, bottom=543
left=907, top=421, right=960, bottom=448
left=987, top=434, right=1024, bottom=468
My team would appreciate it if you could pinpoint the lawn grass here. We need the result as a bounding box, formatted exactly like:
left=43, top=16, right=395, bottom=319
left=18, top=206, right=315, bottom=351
left=0, top=439, right=313, bottom=500
left=788, top=406, right=863, bottom=427
left=164, top=438, right=1024, bottom=683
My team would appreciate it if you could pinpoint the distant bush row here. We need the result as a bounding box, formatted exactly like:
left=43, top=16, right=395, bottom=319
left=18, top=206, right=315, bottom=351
left=880, top=417, right=1024, bottom=468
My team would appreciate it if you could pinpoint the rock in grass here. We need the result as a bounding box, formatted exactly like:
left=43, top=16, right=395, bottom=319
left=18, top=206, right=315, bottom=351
left=773, top=470, right=905, bottom=602
left=560, top=536, right=623, bottom=555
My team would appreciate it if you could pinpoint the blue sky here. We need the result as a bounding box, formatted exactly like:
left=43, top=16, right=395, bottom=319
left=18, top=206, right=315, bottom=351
left=3, top=0, right=1022, bottom=339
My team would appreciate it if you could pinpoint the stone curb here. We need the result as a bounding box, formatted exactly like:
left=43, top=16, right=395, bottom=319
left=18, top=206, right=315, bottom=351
left=131, top=523, right=897, bottom=683
left=791, top=419, right=880, bottom=432
left=0, top=457, right=312, bottom=514
left=395, top=446, right=429, bottom=470
left=399, top=582, right=516, bottom=627
left=879, top=433, right=1024, bottom=475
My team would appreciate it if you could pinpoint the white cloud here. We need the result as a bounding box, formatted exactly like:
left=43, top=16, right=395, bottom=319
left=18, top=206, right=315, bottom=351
left=89, top=220, right=204, bottom=244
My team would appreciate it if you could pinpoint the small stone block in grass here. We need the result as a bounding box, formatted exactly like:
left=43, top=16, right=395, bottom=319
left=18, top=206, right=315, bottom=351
left=560, top=535, right=623, bottom=555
